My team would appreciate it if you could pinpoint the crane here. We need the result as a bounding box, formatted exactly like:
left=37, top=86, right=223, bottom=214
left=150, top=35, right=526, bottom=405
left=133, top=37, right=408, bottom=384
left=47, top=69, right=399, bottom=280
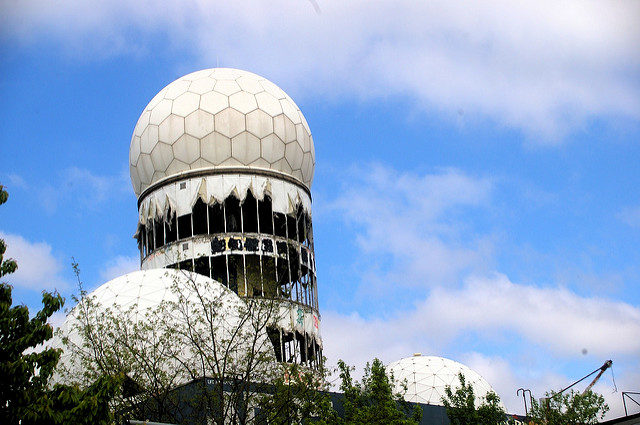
left=557, top=360, right=613, bottom=396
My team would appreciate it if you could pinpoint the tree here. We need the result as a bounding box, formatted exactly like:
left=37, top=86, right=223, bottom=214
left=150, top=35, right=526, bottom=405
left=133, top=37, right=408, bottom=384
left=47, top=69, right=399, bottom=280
left=441, top=372, right=507, bottom=425
left=337, top=358, right=422, bottom=425
left=59, top=266, right=290, bottom=424
left=528, top=389, right=609, bottom=425
left=0, top=185, right=120, bottom=425
left=257, top=362, right=339, bottom=425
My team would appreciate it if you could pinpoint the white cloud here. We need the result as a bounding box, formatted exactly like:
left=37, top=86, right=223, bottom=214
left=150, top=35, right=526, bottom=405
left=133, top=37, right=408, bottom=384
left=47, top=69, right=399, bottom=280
left=330, top=164, right=493, bottom=289
left=0, top=232, right=68, bottom=291
left=99, top=255, right=139, bottom=283
left=6, top=167, right=131, bottom=214
left=423, top=274, right=640, bottom=356
left=2, top=0, right=638, bottom=140
left=322, top=276, right=640, bottom=417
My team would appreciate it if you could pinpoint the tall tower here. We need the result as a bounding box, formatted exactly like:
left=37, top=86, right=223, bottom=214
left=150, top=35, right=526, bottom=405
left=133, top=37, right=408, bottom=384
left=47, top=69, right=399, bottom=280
left=129, top=68, right=321, bottom=369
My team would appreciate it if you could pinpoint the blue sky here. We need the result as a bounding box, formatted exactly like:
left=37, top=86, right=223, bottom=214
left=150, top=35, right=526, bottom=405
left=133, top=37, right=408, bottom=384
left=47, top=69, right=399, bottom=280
left=1, top=0, right=639, bottom=417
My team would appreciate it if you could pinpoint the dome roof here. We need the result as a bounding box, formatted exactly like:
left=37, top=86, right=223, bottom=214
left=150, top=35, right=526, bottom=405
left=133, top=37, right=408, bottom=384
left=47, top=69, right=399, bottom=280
left=387, top=354, right=503, bottom=408
left=54, top=269, right=274, bottom=384
left=129, top=68, right=315, bottom=197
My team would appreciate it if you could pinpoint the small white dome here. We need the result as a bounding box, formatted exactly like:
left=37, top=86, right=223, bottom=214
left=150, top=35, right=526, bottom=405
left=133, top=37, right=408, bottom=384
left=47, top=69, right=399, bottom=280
left=387, top=355, right=503, bottom=408
left=129, top=68, right=315, bottom=197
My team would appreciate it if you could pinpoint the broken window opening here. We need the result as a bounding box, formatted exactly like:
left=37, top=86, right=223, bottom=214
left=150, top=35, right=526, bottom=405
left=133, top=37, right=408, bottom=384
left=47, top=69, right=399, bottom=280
left=286, top=214, right=297, bottom=241
left=146, top=223, right=154, bottom=254
left=273, top=212, right=287, bottom=238
left=244, top=255, right=262, bottom=297
left=211, top=255, right=227, bottom=286
left=297, top=207, right=306, bottom=243
left=154, top=219, right=164, bottom=249
left=241, top=191, right=258, bottom=233
left=227, top=254, right=243, bottom=295
left=194, top=255, right=210, bottom=278
left=177, top=213, right=192, bottom=240
left=267, top=327, right=283, bottom=362
left=177, top=259, right=194, bottom=272
left=258, top=196, right=273, bottom=235
left=225, top=196, right=241, bottom=233
left=207, top=202, right=225, bottom=234
left=192, top=198, right=208, bottom=236
left=261, top=256, right=277, bottom=298
left=165, top=212, right=177, bottom=245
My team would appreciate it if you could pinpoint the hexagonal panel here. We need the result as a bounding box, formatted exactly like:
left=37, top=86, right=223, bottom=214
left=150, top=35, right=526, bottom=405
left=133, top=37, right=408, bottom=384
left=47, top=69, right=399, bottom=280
left=284, top=115, right=297, bottom=142
left=149, top=99, right=173, bottom=125
left=200, top=90, right=228, bottom=115
left=291, top=169, right=303, bottom=181
left=246, top=109, right=273, bottom=138
left=273, top=114, right=286, bottom=142
left=185, top=110, right=214, bottom=139
left=191, top=158, right=214, bottom=169
left=137, top=154, right=154, bottom=184
left=166, top=158, right=189, bottom=176
left=231, top=132, right=260, bottom=165
left=188, top=77, right=216, bottom=95
left=146, top=87, right=168, bottom=110
left=152, top=170, right=166, bottom=182
left=130, top=135, right=141, bottom=165
left=271, top=158, right=293, bottom=174
left=296, top=123, right=311, bottom=152
left=130, top=163, right=141, bottom=193
left=134, top=110, right=151, bottom=138
left=164, top=79, right=190, bottom=100
left=172, top=92, right=200, bottom=117
left=201, top=132, right=232, bottom=165
left=285, top=142, right=304, bottom=170
left=260, top=79, right=286, bottom=99
left=255, top=92, right=283, bottom=116
left=261, top=134, right=285, bottom=164
left=301, top=152, right=313, bottom=182
left=229, top=91, right=258, bottom=114
left=219, top=157, right=243, bottom=167
left=173, top=134, right=200, bottom=164
left=150, top=142, right=173, bottom=172
left=213, top=80, right=241, bottom=96
left=237, top=75, right=264, bottom=94
left=158, top=115, right=185, bottom=144
left=249, top=158, right=270, bottom=168
left=214, top=107, right=245, bottom=138
left=281, top=98, right=301, bottom=124
left=140, top=125, right=159, bottom=154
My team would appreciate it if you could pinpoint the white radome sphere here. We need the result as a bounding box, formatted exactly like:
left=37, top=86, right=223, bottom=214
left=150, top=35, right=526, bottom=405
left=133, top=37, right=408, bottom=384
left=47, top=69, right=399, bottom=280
left=387, top=355, right=503, bottom=408
left=129, top=68, right=315, bottom=197
left=55, top=269, right=273, bottom=383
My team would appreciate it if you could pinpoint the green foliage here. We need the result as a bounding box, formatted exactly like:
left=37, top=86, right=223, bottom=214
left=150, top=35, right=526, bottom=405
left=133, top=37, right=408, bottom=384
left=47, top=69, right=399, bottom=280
left=0, top=185, right=120, bottom=425
left=528, top=389, right=609, bottom=425
left=441, top=372, right=506, bottom=425
left=338, top=358, right=422, bottom=425
left=258, top=363, right=339, bottom=425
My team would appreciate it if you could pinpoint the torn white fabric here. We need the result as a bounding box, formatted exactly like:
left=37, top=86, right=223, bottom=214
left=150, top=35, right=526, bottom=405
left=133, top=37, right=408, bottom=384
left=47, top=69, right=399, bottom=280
left=138, top=174, right=312, bottom=225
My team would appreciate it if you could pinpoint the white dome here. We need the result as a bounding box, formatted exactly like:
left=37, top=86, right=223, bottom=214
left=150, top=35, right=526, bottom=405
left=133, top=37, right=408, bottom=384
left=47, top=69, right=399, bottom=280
left=387, top=355, right=503, bottom=408
left=55, top=269, right=274, bottom=384
left=129, top=68, right=315, bottom=197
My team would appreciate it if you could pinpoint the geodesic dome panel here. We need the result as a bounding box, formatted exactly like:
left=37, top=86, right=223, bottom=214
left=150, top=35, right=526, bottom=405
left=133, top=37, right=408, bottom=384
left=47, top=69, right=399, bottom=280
left=129, top=68, right=315, bottom=197
left=387, top=355, right=503, bottom=408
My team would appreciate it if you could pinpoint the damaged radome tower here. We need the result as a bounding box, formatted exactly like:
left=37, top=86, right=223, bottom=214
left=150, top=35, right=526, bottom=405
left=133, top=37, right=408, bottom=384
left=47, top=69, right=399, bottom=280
left=129, top=68, right=321, bottom=369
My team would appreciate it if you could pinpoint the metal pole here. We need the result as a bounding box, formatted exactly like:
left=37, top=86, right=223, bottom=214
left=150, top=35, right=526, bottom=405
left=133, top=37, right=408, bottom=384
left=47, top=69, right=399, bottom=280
left=517, top=388, right=530, bottom=417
